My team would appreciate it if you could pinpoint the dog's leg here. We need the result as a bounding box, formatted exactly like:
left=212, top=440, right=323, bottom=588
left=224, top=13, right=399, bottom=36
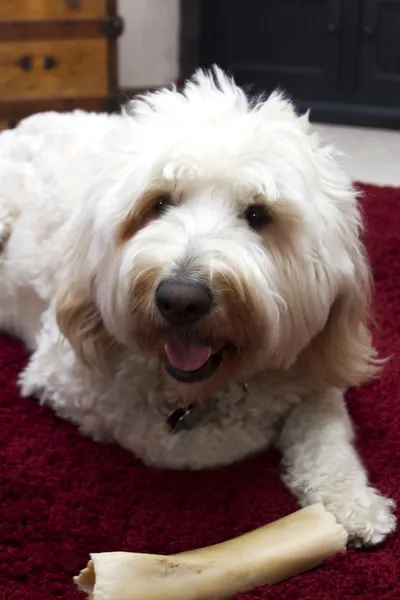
left=277, top=389, right=396, bottom=546
left=0, top=200, right=16, bottom=330
left=18, top=304, right=114, bottom=444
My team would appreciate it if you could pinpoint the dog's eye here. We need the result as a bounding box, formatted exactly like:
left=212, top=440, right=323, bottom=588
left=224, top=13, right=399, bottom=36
left=154, top=194, right=172, bottom=217
left=244, top=203, right=272, bottom=230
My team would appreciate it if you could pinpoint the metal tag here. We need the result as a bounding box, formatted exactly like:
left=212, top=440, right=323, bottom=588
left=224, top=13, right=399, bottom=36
left=166, top=405, right=204, bottom=434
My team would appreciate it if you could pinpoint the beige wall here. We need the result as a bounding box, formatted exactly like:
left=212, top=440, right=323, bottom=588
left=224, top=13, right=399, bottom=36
left=119, top=0, right=179, bottom=89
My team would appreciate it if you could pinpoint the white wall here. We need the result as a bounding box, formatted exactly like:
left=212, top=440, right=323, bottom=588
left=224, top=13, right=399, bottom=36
left=119, top=0, right=179, bottom=89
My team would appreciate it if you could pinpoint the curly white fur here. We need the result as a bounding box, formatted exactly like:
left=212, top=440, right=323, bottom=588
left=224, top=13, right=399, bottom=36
left=0, top=68, right=395, bottom=545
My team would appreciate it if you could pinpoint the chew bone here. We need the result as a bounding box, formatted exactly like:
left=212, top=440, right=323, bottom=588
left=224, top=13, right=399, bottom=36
left=75, top=503, right=348, bottom=600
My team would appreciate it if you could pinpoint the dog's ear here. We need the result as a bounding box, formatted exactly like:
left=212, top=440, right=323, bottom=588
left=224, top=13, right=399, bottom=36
left=303, top=244, right=381, bottom=390
left=55, top=217, right=120, bottom=369
left=56, top=283, right=119, bottom=370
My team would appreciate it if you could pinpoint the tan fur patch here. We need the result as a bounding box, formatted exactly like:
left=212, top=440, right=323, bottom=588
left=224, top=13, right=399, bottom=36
left=291, top=245, right=382, bottom=391
left=56, top=285, right=121, bottom=370
left=116, top=185, right=173, bottom=245
left=263, top=198, right=303, bottom=250
left=130, top=265, right=161, bottom=320
left=212, top=270, right=264, bottom=356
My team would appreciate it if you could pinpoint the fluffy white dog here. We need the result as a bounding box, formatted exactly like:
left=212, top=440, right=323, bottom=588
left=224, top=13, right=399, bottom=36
left=0, top=68, right=395, bottom=545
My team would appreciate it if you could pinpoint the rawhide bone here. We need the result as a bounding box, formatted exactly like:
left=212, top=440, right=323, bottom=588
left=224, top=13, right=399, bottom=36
left=75, top=503, right=348, bottom=600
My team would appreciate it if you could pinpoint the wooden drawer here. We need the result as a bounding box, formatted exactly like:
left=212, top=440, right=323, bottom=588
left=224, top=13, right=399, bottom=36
left=0, top=39, right=108, bottom=100
left=0, top=0, right=106, bottom=20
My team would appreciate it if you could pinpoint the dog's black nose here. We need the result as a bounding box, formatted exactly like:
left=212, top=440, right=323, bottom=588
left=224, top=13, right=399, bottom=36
left=155, top=279, right=213, bottom=326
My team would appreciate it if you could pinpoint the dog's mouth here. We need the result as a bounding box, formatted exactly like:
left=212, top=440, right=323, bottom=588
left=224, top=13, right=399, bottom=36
left=164, top=339, right=223, bottom=383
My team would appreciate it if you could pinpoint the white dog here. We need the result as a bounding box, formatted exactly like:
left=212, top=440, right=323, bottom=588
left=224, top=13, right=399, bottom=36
left=0, top=68, right=395, bottom=545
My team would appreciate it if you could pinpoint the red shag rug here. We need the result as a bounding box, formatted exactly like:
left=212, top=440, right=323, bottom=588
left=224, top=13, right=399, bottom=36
left=1, top=183, right=399, bottom=600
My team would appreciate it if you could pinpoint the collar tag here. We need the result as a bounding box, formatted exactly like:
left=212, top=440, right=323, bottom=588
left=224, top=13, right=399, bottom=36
left=165, top=383, right=248, bottom=434
left=166, top=405, right=204, bottom=434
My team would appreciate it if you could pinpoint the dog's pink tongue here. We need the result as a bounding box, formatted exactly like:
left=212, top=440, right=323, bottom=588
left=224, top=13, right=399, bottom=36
left=164, top=340, right=212, bottom=372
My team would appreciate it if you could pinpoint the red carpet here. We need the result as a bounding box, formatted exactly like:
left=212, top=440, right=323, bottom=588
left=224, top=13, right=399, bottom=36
left=0, top=183, right=399, bottom=600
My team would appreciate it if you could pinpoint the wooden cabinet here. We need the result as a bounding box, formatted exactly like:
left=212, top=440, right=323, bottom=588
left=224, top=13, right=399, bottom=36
left=359, top=0, right=400, bottom=101
left=0, top=1, right=106, bottom=20
left=0, top=39, right=108, bottom=100
left=191, top=0, right=400, bottom=129
left=0, top=0, right=123, bottom=128
left=219, top=0, right=342, bottom=101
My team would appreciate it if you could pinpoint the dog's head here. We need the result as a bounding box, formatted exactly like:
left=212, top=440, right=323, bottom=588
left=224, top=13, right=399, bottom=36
left=56, top=68, right=379, bottom=401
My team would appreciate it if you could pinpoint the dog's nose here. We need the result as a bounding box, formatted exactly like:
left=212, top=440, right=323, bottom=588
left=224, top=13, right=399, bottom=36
left=155, top=279, right=213, bottom=326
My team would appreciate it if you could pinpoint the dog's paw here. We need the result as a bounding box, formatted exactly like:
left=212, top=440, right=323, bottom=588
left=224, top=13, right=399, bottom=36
left=325, top=487, right=396, bottom=547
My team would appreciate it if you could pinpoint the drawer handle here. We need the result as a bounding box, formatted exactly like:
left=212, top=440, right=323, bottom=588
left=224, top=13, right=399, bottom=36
left=17, top=55, right=32, bottom=71
left=44, top=56, right=58, bottom=70
left=65, top=0, right=81, bottom=8
left=100, top=15, right=124, bottom=38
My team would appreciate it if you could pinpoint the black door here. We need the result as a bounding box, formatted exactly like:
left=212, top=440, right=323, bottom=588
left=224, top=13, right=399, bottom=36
left=358, top=0, right=400, bottom=104
left=201, top=0, right=342, bottom=100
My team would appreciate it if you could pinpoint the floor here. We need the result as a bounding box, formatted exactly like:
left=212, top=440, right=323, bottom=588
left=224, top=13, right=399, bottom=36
left=311, top=123, right=400, bottom=187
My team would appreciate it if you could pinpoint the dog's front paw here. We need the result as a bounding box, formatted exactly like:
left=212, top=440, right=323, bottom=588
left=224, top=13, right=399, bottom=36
left=325, top=488, right=396, bottom=547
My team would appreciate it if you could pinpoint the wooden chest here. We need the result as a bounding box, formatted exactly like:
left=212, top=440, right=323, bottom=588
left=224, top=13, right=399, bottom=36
left=0, top=0, right=123, bottom=129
